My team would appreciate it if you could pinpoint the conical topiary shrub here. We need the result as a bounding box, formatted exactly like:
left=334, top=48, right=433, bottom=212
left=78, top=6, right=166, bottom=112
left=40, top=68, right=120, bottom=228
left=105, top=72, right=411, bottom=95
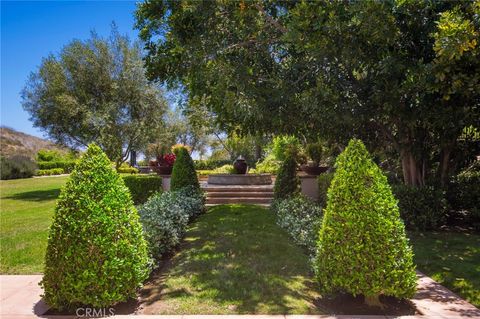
left=41, top=143, right=150, bottom=310
left=273, top=153, right=299, bottom=200
left=170, top=146, right=199, bottom=191
left=315, top=139, right=416, bottom=305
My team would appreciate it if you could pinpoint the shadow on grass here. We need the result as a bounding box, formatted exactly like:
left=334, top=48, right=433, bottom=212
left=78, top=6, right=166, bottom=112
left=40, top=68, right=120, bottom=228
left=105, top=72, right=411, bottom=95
left=5, top=188, right=61, bottom=202
left=139, top=204, right=321, bottom=314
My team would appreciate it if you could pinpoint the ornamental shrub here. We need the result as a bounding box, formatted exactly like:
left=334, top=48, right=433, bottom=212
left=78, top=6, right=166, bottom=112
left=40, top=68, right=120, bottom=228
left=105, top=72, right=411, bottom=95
left=392, top=184, right=447, bottom=230
left=170, top=147, right=199, bottom=191
left=448, top=161, right=480, bottom=228
left=254, top=153, right=281, bottom=174
left=122, top=175, right=163, bottom=205
left=0, top=155, right=37, bottom=179
left=194, top=159, right=231, bottom=170
left=317, top=172, right=334, bottom=207
left=273, top=153, right=299, bottom=199
left=41, top=144, right=150, bottom=310
left=138, top=186, right=204, bottom=259
left=36, top=168, right=64, bottom=176
left=272, top=194, right=323, bottom=255
left=315, top=139, right=416, bottom=301
left=37, top=160, right=77, bottom=173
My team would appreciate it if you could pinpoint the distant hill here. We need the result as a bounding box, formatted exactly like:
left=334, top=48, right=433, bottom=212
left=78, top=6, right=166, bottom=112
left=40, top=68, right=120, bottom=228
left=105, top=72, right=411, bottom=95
left=0, top=126, right=68, bottom=159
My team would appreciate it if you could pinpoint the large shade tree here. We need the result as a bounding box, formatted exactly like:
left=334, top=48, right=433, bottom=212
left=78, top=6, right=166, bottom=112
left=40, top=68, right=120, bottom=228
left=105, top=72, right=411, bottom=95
left=135, top=0, right=479, bottom=186
left=22, top=26, right=168, bottom=167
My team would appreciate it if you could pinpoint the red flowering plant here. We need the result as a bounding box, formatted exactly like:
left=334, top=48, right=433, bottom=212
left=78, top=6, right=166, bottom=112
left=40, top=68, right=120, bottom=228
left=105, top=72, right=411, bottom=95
left=159, top=153, right=176, bottom=167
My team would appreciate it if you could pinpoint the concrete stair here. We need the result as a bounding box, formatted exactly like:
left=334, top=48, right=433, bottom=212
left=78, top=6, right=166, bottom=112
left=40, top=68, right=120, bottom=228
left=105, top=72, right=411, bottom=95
left=201, top=185, right=274, bottom=206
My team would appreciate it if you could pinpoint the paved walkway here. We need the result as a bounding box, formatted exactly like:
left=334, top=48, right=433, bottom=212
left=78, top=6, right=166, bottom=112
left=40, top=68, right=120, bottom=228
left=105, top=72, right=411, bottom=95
left=1, top=273, right=479, bottom=318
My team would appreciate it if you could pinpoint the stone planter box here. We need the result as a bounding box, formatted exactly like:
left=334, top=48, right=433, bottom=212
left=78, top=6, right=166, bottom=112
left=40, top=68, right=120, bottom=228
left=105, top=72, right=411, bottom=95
left=207, top=174, right=272, bottom=185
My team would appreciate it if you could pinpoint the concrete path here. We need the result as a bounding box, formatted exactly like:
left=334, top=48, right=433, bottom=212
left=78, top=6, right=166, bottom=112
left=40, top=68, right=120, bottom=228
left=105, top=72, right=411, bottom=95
left=1, top=273, right=478, bottom=318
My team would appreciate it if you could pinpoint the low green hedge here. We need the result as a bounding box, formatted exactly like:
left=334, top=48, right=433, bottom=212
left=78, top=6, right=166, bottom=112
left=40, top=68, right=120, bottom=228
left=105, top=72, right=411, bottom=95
left=194, top=159, right=231, bottom=170
left=118, top=167, right=139, bottom=174
left=37, top=160, right=77, bottom=173
left=36, top=168, right=65, bottom=176
left=392, top=184, right=448, bottom=231
left=122, top=175, right=163, bottom=204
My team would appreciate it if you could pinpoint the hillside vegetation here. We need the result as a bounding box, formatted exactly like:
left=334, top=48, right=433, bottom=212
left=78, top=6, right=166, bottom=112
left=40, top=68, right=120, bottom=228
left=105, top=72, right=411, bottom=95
left=0, top=126, right=67, bottom=159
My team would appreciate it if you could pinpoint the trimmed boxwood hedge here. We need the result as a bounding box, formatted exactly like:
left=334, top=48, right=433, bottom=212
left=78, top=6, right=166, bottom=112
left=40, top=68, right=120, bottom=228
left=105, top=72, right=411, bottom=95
left=122, top=175, right=162, bottom=204
left=37, top=160, right=77, bottom=173
left=41, top=144, right=150, bottom=310
left=315, top=139, right=416, bottom=301
left=36, top=168, right=65, bottom=176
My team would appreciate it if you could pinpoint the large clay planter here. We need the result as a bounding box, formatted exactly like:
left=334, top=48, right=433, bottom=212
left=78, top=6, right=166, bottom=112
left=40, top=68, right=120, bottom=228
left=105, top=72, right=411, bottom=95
left=301, top=165, right=328, bottom=176
left=233, top=158, right=248, bottom=174
left=155, top=166, right=173, bottom=175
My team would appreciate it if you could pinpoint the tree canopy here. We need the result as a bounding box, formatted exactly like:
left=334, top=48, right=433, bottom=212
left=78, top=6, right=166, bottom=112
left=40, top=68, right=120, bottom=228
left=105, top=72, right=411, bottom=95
left=136, top=0, right=480, bottom=186
left=22, top=26, right=168, bottom=166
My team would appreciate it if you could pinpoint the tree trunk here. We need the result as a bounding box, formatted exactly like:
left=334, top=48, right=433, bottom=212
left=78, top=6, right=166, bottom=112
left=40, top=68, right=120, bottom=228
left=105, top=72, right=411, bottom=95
left=438, top=145, right=453, bottom=187
left=400, top=149, right=425, bottom=187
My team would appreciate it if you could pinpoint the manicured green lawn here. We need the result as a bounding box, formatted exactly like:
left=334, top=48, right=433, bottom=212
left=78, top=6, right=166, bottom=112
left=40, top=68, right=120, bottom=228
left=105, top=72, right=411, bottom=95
left=410, top=231, right=480, bottom=307
left=0, top=176, right=68, bottom=273
left=140, top=204, right=322, bottom=314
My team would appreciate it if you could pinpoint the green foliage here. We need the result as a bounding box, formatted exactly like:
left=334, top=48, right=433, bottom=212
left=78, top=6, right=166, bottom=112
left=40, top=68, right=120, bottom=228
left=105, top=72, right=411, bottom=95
left=306, top=143, right=323, bottom=165
left=392, top=184, right=448, bottom=231
left=272, top=195, right=323, bottom=256
left=448, top=161, right=480, bottom=228
left=0, top=156, right=37, bottom=180
left=40, top=144, right=150, bottom=310
left=138, top=186, right=205, bottom=260
left=271, top=135, right=303, bottom=162
left=36, top=168, right=64, bottom=176
left=213, top=164, right=235, bottom=174
left=273, top=154, right=299, bottom=200
left=37, top=149, right=63, bottom=162
left=317, top=173, right=334, bottom=208
left=254, top=153, right=281, bottom=174
left=37, top=160, right=77, bottom=173
left=122, top=175, right=163, bottom=205
left=171, top=147, right=199, bottom=191
left=22, top=27, right=167, bottom=165
left=117, top=162, right=139, bottom=174
left=135, top=1, right=480, bottom=187
left=194, top=159, right=231, bottom=170
left=315, top=139, right=416, bottom=299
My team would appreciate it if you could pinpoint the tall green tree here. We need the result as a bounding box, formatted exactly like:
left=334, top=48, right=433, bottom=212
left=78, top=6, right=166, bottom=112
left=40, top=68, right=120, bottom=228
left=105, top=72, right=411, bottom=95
left=22, top=26, right=168, bottom=167
left=135, top=0, right=480, bottom=187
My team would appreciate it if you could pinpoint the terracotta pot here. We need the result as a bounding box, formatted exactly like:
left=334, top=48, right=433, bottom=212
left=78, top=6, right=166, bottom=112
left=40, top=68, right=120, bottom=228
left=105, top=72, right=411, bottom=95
left=155, top=166, right=173, bottom=175
left=233, top=158, right=248, bottom=174
left=301, top=165, right=328, bottom=176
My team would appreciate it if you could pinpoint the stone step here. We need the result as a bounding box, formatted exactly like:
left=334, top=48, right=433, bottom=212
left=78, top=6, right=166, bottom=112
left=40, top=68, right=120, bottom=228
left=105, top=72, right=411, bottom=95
left=201, top=186, right=273, bottom=193
left=206, top=197, right=273, bottom=204
left=207, top=191, right=273, bottom=198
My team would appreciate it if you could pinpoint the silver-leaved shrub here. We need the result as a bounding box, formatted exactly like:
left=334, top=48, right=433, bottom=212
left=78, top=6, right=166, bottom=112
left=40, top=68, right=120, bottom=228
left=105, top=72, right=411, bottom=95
left=272, top=194, right=323, bottom=256
left=138, top=186, right=205, bottom=260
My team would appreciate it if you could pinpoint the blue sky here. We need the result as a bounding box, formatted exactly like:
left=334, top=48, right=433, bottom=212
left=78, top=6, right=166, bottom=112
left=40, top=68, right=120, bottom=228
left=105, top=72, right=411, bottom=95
left=1, top=0, right=138, bottom=138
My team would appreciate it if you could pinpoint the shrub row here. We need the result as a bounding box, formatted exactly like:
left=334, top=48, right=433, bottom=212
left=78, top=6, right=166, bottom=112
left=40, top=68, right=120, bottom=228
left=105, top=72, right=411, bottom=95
left=117, top=166, right=139, bottom=174
left=272, top=195, right=323, bottom=256
left=1, top=156, right=37, bottom=180
left=138, top=186, right=205, bottom=260
left=447, top=161, right=480, bottom=228
left=37, top=160, right=77, bottom=173
left=392, top=184, right=448, bottom=231
left=36, top=168, right=64, bottom=176
left=122, top=175, right=162, bottom=205
left=194, top=159, right=231, bottom=170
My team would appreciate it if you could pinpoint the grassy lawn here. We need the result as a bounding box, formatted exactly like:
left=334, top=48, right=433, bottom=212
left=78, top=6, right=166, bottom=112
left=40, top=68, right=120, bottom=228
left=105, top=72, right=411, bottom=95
left=0, top=176, right=68, bottom=273
left=139, top=204, right=322, bottom=314
left=410, top=231, right=480, bottom=307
